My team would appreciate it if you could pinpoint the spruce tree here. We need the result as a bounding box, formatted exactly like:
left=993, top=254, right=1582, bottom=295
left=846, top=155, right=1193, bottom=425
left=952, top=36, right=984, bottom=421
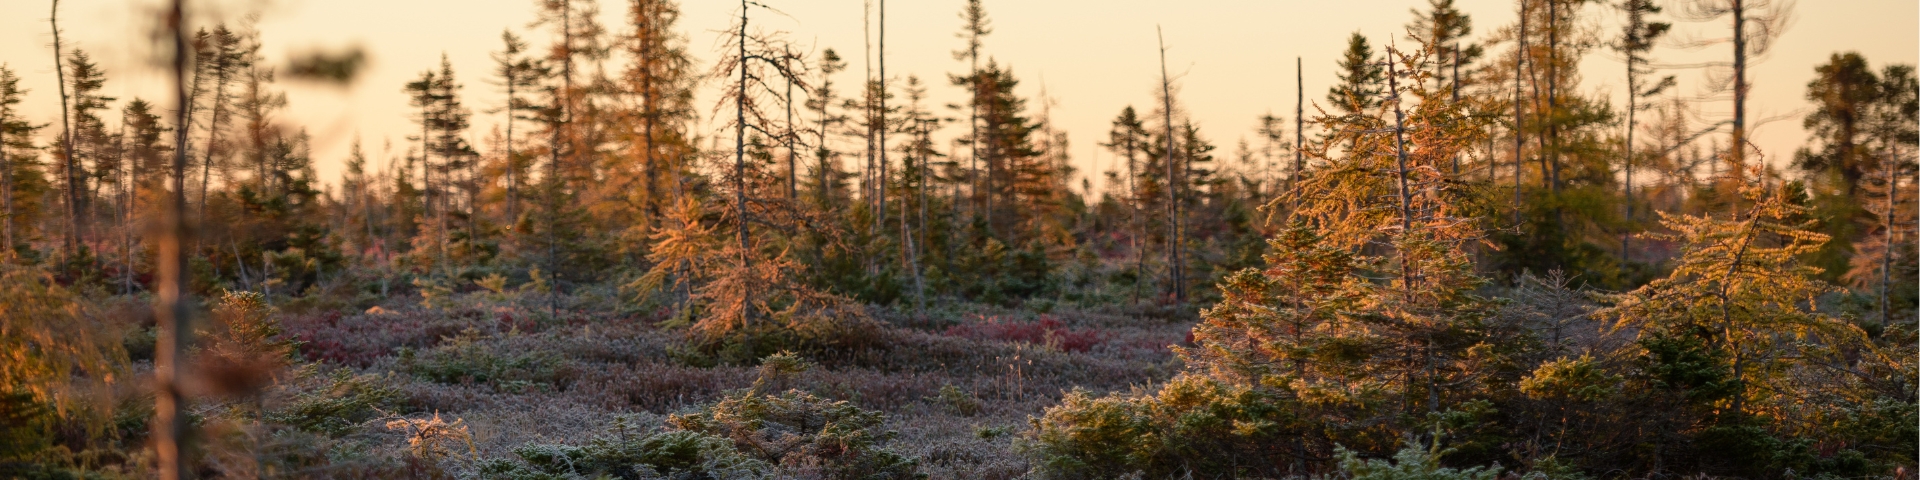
left=491, top=31, right=545, bottom=232
left=1328, top=32, right=1383, bottom=117
left=806, top=49, right=850, bottom=210
left=952, top=0, right=992, bottom=223
left=0, top=66, right=41, bottom=256
left=1102, top=106, right=1149, bottom=302
left=1406, top=0, right=1484, bottom=92
left=197, top=26, right=250, bottom=222
left=64, top=50, right=113, bottom=250
left=121, top=99, right=171, bottom=210
left=1616, top=0, right=1674, bottom=262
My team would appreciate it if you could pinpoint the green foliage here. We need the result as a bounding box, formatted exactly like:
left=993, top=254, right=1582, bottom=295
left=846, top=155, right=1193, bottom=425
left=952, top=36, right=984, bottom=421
left=207, top=290, right=299, bottom=359
left=405, top=328, right=567, bottom=393
left=0, top=389, right=54, bottom=464
left=669, top=362, right=921, bottom=479
left=1602, top=178, right=1862, bottom=415
left=0, top=264, right=125, bottom=415
left=666, top=391, right=919, bottom=479
left=477, top=419, right=770, bottom=480
left=267, top=369, right=404, bottom=437
left=1025, top=373, right=1292, bottom=479
left=927, top=384, right=982, bottom=417
left=1519, top=355, right=1620, bottom=402
left=1335, top=444, right=1500, bottom=480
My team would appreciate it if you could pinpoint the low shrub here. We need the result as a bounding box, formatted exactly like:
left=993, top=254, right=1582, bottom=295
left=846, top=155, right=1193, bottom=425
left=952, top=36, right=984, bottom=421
left=476, top=418, right=770, bottom=479
left=1024, top=373, right=1292, bottom=479
left=655, top=352, right=923, bottom=479
left=1335, top=444, right=1502, bottom=480
left=267, top=368, right=405, bottom=436
left=668, top=388, right=921, bottom=479
left=404, top=328, right=571, bottom=393
left=943, top=315, right=1103, bottom=353
left=197, top=290, right=302, bottom=397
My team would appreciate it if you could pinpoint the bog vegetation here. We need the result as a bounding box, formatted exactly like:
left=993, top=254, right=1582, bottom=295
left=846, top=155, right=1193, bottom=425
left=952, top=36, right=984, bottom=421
left=0, top=0, right=1914, bottom=478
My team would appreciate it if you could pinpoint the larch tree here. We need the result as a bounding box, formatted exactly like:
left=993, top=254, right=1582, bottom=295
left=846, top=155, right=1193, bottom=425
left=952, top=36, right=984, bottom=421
left=1601, top=169, right=1862, bottom=422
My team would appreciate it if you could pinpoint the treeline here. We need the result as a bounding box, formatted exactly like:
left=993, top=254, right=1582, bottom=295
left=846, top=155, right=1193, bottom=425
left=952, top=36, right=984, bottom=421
left=0, top=0, right=1910, bottom=311
left=0, top=0, right=1914, bottom=476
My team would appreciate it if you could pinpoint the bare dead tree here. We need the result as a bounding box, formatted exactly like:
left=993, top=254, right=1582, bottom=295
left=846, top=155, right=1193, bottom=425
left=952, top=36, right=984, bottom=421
left=1157, top=26, right=1186, bottom=303
left=51, top=0, right=82, bottom=256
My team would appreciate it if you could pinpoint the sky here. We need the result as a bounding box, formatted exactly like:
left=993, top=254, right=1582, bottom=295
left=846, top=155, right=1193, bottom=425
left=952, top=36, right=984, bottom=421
left=1, top=0, right=1915, bottom=196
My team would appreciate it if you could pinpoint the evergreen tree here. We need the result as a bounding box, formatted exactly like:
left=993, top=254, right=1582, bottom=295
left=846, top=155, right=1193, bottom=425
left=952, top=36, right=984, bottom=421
left=1328, top=32, right=1383, bottom=117
left=62, top=50, right=112, bottom=250
left=0, top=66, right=44, bottom=255
left=1406, top=0, right=1484, bottom=92
left=805, top=49, right=851, bottom=211
left=1102, top=106, right=1150, bottom=301
left=1615, top=0, right=1674, bottom=263
left=1796, top=53, right=1890, bottom=195
left=623, top=0, right=698, bottom=234
left=120, top=99, right=171, bottom=211
left=195, top=25, right=251, bottom=221
left=952, top=0, right=993, bottom=222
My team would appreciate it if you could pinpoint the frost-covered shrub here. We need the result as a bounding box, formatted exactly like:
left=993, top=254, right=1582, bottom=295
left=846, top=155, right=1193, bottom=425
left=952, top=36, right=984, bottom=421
left=669, top=388, right=921, bottom=479
left=1024, top=373, right=1292, bottom=479
left=476, top=424, right=770, bottom=480
left=267, top=368, right=404, bottom=436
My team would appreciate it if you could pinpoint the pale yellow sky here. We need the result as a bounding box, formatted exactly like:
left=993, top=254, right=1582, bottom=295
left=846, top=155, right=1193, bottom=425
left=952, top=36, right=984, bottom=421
left=1, top=0, right=1915, bottom=194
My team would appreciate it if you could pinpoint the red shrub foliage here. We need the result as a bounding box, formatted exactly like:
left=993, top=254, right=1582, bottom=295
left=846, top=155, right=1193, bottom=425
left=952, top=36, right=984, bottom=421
left=943, top=315, right=1105, bottom=353
left=283, top=307, right=525, bottom=367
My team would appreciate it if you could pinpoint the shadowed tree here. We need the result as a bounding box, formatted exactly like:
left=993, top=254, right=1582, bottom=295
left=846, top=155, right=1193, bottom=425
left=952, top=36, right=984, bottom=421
left=1616, top=0, right=1674, bottom=262
left=0, top=66, right=44, bottom=256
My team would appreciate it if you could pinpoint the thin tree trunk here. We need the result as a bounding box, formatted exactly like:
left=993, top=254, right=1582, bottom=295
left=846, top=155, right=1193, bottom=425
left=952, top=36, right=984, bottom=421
left=1513, top=0, right=1529, bottom=224
left=1127, top=129, right=1142, bottom=304
left=969, top=47, right=984, bottom=233
left=549, top=0, right=571, bottom=317
left=1157, top=27, right=1185, bottom=303
left=1623, top=29, right=1637, bottom=264
left=506, top=64, right=518, bottom=232
left=1547, top=0, right=1561, bottom=199
left=2, top=142, right=11, bottom=255
left=786, top=48, right=797, bottom=201
left=734, top=0, right=752, bottom=330
left=154, top=2, right=195, bottom=477
left=1295, top=57, right=1304, bottom=205
left=1385, top=50, right=1438, bottom=417
left=52, top=0, right=81, bottom=255
left=122, top=121, right=134, bottom=294
left=877, top=0, right=887, bottom=237
left=1884, top=152, right=1895, bottom=325
left=1730, top=0, right=1747, bottom=218
left=643, top=3, right=659, bottom=227
left=1451, top=46, right=1461, bottom=175
left=915, top=120, right=928, bottom=314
